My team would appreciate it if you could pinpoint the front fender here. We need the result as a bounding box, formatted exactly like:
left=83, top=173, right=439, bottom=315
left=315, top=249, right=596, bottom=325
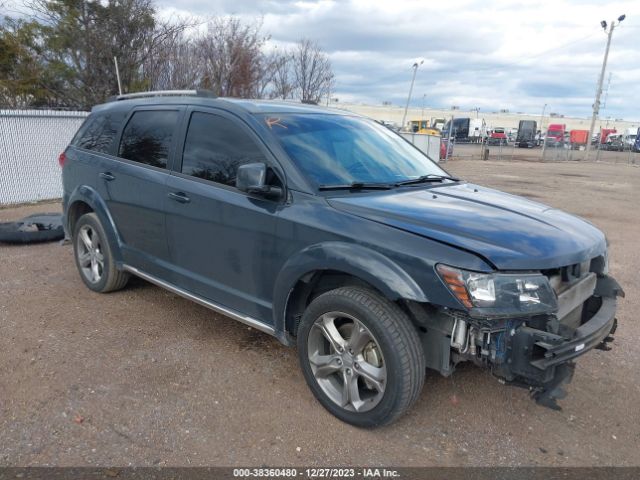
left=272, top=241, right=429, bottom=334
left=66, top=185, right=123, bottom=264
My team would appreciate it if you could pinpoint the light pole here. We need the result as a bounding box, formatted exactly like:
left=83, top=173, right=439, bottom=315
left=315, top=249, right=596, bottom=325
left=401, top=60, right=423, bottom=131
left=421, top=94, right=426, bottom=124
left=585, top=14, right=626, bottom=160
left=539, top=103, right=547, bottom=144
left=540, top=103, right=549, bottom=158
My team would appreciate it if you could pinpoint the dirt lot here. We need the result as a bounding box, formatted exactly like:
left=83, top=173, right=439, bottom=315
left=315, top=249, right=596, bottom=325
left=1, top=159, right=639, bottom=467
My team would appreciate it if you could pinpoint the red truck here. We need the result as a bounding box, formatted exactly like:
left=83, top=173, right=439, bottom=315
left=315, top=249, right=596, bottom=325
left=600, top=128, right=616, bottom=144
left=569, top=129, right=589, bottom=149
left=487, top=127, right=508, bottom=146
left=545, top=124, right=566, bottom=147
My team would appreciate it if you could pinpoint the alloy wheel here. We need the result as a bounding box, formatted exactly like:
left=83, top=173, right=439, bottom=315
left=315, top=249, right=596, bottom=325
left=307, top=311, right=387, bottom=412
left=76, top=225, right=104, bottom=284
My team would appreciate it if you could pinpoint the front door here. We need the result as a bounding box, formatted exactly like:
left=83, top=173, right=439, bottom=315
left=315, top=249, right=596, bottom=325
left=164, top=109, right=284, bottom=323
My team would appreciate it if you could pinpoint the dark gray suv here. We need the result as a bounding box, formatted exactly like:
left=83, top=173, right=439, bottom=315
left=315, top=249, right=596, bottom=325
left=61, top=91, right=623, bottom=427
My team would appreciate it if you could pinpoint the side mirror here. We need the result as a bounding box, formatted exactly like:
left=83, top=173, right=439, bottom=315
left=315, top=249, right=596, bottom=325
left=236, top=163, right=282, bottom=199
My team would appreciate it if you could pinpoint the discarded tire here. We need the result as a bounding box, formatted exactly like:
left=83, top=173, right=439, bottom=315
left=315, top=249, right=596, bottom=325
left=0, top=213, right=64, bottom=244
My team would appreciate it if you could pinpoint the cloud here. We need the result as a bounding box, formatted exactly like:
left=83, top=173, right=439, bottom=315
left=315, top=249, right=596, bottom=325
left=156, top=0, right=640, bottom=120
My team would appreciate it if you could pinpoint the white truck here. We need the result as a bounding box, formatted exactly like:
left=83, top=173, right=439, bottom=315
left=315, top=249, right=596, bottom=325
left=622, top=128, right=637, bottom=151
left=468, top=118, right=487, bottom=143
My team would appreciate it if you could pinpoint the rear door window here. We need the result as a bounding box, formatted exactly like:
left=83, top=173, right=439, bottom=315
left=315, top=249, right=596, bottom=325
left=180, top=111, right=266, bottom=187
left=118, top=110, right=179, bottom=169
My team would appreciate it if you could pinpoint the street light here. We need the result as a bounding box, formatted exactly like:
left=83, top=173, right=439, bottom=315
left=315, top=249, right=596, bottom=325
left=421, top=94, right=426, bottom=123
left=401, top=60, right=424, bottom=131
left=586, top=13, right=626, bottom=159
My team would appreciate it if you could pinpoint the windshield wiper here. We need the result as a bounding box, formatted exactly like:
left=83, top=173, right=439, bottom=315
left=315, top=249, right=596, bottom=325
left=318, top=182, right=395, bottom=191
left=395, top=174, right=460, bottom=186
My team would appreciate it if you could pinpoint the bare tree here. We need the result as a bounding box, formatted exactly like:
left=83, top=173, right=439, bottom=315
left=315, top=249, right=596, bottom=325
left=291, top=38, right=334, bottom=104
left=269, top=49, right=294, bottom=100
left=143, top=27, right=203, bottom=90
left=254, top=48, right=279, bottom=99
left=142, top=16, right=274, bottom=97
left=198, top=16, right=268, bottom=97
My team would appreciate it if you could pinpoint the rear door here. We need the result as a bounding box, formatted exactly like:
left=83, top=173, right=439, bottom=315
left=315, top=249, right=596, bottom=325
left=105, top=107, right=183, bottom=277
left=164, top=108, right=285, bottom=322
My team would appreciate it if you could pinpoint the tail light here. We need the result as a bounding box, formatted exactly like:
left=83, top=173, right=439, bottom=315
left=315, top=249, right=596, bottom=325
left=58, top=151, right=66, bottom=167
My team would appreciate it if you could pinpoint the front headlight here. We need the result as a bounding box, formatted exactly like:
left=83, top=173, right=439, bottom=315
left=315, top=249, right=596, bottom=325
left=437, top=264, right=557, bottom=316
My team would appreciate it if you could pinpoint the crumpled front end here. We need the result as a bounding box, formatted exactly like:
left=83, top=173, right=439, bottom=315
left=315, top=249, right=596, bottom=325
left=418, top=256, right=624, bottom=410
left=453, top=270, right=622, bottom=409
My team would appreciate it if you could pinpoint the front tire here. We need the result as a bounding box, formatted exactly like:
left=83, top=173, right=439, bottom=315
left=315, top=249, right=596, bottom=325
left=297, top=287, right=425, bottom=427
left=73, top=213, right=129, bottom=293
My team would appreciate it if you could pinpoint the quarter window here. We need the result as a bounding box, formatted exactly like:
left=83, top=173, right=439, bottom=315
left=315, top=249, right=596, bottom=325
left=181, top=112, right=266, bottom=187
left=118, top=110, right=179, bottom=168
left=74, top=112, right=124, bottom=153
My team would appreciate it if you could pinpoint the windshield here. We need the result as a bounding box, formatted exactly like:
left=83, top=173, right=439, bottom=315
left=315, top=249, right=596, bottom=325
left=260, top=114, right=447, bottom=187
left=547, top=130, right=563, bottom=137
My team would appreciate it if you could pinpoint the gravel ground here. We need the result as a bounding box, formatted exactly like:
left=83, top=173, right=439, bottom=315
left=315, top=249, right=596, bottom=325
left=0, top=159, right=638, bottom=467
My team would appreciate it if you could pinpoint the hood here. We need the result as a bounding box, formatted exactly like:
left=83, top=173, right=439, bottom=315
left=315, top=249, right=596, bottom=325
left=328, top=183, right=606, bottom=270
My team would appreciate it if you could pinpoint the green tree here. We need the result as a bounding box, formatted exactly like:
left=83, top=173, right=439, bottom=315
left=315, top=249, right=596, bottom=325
left=25, top=0, right=161, bottom=108
left=1, top=0, right=187, bottom=109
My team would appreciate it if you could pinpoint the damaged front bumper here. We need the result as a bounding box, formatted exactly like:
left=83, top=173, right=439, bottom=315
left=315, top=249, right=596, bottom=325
left=449, top=274, right=624, bottom=410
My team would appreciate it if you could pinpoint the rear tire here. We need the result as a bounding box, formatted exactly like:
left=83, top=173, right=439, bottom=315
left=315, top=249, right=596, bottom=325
left=73, top=213, right=129, bottom=293
left=297, top=287, right=425, bottom=428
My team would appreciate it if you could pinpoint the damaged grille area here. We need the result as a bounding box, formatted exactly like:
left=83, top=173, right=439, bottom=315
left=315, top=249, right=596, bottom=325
left=439, top=253, right=620, bottom=410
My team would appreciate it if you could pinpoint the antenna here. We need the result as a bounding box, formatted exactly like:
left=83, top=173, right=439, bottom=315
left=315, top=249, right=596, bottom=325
left=114, top=57, right=123, bottom=96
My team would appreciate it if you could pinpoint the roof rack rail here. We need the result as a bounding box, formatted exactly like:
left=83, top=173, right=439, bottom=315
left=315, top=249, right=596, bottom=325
left=108, top=89, right=216, bottom=102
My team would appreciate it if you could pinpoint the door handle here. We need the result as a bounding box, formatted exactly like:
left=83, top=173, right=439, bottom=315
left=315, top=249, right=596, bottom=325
left=168, top=192, right=191, bottom=204
left=99, top=172, right=115, bottom=181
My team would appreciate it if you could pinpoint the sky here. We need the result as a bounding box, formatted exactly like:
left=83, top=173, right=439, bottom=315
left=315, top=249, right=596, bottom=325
left=154, top=0, right=639, bottom=120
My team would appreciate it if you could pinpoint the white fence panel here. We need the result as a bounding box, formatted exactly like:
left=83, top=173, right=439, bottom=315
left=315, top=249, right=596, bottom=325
left=399, top=132, right=441, bottom=162
left=0, top=109, right=88, bottom=205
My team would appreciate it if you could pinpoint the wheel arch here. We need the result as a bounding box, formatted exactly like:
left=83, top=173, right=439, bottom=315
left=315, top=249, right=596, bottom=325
left=66, top=200, right=93, bottom=234
left=273, top=242, right=429, bottom=342
left=65, top=185, right=124, bottom=263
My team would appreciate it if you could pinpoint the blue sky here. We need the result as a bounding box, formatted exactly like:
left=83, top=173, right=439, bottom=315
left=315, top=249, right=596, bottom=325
left=155, top=0, right=639, bottom=120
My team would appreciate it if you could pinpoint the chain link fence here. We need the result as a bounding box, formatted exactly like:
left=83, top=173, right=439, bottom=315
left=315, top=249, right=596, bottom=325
left=541, top=141, right=639, bottom=163
left=435, top=140, right=638, bottom=164
left=0, top=109, right=88, bottom=206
